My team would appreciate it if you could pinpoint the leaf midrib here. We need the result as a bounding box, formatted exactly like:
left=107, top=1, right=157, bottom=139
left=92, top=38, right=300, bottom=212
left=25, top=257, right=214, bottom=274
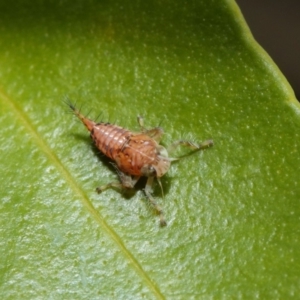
left=0, top=88, right=165, bottom=300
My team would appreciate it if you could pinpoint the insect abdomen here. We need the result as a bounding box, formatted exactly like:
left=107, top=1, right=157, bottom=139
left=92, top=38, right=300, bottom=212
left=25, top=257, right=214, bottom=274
left=68, top=103, right=167, bottom=176
left=91, top=123, right=131, bottom=161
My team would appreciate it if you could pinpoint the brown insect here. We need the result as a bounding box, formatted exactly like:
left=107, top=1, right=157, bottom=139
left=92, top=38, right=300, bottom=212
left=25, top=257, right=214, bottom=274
left=68, top=102, right=213, bottom=226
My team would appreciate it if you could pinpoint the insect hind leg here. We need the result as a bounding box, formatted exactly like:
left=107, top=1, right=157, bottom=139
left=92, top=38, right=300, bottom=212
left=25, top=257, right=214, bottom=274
left=144, top=177, right=167, bottom=227
left=168, top=139, right=213, bottom=159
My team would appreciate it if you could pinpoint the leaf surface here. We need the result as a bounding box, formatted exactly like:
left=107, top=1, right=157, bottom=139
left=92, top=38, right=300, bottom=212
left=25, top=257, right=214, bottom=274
left=1, top=1, right=299, bottom=298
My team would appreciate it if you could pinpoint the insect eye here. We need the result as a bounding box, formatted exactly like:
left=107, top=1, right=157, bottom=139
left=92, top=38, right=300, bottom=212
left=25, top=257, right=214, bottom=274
left=141, top=165, right=157, bottom=177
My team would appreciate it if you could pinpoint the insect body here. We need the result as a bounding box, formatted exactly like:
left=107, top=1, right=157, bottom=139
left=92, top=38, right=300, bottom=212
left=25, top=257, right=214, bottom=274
left=68, top=102, right=213, bottom=226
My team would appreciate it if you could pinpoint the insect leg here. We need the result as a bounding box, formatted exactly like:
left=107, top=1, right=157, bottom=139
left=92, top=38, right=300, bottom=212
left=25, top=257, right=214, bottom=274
left=137, top=115, right=146, bottom=130
left=137, top=116, right=164, bottom=142
left=145, top=127, right=164, bottom=142
left=119, top=173, right=140, bottom=188
left=168, top=139, right=213, bottom=157
left=144, top=177, right=167, bottom=227
left=96, top=182, right=123, bottom=193
left=96, top=173, right=140, bottom=193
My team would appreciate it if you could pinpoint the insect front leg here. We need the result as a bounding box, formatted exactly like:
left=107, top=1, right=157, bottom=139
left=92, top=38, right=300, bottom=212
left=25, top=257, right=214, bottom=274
left=168, top=139, right=213, bottom=158
left=144, top=176, right=167, bottom=227
left=96, top=173, right=140, bottom=193
left=96, top=182, right=123, bottom=193
left=137, top=116, right=164, bottom=142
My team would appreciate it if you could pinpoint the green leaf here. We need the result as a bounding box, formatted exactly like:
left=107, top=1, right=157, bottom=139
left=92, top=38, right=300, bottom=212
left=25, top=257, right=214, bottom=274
left=1, top=0, right=299, bottom=298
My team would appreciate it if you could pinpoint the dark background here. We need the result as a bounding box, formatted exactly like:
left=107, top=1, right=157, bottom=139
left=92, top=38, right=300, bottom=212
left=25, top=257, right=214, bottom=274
left=237, top=0, right=300, bottom=100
